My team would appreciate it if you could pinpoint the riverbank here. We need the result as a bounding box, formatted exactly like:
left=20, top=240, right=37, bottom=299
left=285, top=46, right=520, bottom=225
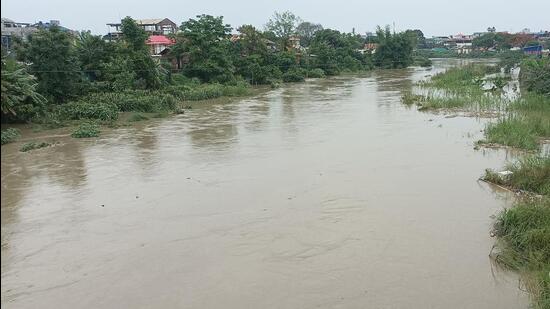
left=402, top=58, right=549, bottom=308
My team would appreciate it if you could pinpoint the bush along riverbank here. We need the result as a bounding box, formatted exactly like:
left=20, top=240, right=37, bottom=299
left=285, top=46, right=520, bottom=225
left=404, top=57, right=549, bottom=307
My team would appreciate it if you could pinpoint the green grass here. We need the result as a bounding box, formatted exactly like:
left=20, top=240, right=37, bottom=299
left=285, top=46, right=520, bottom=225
left=19, top=141, right=51, bottom=152
left=482, top=116, right=548, bottom=151
left=1, top=128, right=21, bottom=145
left=420, top=64, right=498, bottom=93
left=492, top=198, right=550, bottom=308
left=483, top=156, right=550, bottom=195
left=127, top=113, right=149, bottom=122
left=71, top=122, right=100, bottom=138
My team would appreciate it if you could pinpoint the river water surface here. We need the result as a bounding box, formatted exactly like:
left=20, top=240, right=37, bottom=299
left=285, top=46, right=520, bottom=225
left=1, top=59, right=529, bottom=308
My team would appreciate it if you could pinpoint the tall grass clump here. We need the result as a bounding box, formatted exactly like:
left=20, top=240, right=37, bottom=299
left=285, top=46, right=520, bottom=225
left=492, top=198, right=550, bottom=308
left=1, top=128, right=20, bottom=145
left=482, top=114, right=550, bottom=151
left=422, top=64, right=498, bottom=93
left=483, top=156, right=550, bottom=195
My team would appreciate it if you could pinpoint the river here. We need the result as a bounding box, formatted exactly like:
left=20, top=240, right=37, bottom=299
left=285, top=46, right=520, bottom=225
left=1, top=59, right=529, bottom=308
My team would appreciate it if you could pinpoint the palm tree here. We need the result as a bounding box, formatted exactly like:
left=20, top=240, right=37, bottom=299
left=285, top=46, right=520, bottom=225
left=1, top=55, right=46, bottom=119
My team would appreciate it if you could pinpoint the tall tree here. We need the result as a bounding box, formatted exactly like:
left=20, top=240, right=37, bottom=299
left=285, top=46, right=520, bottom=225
left=296, top=22, right=323, bottom=47
left=20, top=26, right=80, bottom=103
left=120, top=17, right=162, bottom=89
left=1, top=54, right=46, bottom=121
left=179, top=14, right=234, bottom=83
left=265, top=11, right=302, bottom=50
left=373, top=26, right=414, bottom=69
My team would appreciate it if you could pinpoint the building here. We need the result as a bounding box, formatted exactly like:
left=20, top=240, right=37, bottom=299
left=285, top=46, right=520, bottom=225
left=523, top=45, right=543, bottom=56
left=359, top=43, right=378, bottom=54
left=1, top=18, right=35, bottom=49
left=146, top=35, right=175, bottom=56
left=1, top=18, right=73, bottom=50
left=106, top=18, right=177, bottom=41
left=445, top=34, right=473, bottom=54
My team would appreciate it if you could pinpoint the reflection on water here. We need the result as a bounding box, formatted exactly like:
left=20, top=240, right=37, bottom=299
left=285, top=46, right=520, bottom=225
left=1, top=60, right=529, bottom=309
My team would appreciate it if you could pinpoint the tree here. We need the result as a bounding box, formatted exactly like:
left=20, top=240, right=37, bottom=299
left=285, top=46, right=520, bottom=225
left=404, top=29, right=426, bottom=49
left=265, top=11, right=302, bottom=50
left=473, top=32, right=512, bottom=50
left=120, top=17, right=162, bottom=89
left=1, top=54, right=46, bottom=121
left=76, top=31, right=115, bottom=82
left=373, top=26, right=413, bottom=69
left=179, top=15, right=234, bottom=83
left=20, top=26, right=81, bottom=103
left=296, top=22, right=323, bottom=47
left=309, top=29, right=367, bottom=74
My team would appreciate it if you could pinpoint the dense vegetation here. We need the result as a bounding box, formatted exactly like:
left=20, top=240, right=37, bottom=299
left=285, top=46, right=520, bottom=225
left=1, top=11, right=421, bottom=130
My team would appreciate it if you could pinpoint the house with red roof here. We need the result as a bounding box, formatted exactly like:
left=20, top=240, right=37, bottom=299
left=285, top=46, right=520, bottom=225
left=146, top=35, right=175, bottom=56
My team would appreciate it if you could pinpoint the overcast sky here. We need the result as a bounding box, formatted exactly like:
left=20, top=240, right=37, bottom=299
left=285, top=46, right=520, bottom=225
left=2, top=0, right=549, bottom=37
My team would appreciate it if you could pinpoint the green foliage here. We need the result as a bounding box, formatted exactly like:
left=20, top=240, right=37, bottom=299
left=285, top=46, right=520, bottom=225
left=484, top=156, right=550, bottom=195
left=472, top=32, right=513, bottom=50
left=1, top=55, right=46, bottom=122
left=20, top=26, right=81, bottom=103
left=296, top=22, right=323, bottom=47
left=498, top=50, right=525, bottom=73
left=71, top=121, right=100, bottom=138
left=493, top=198, right=550, bottom=308
left=282, top=67, right=306, bottom=82
left=265, top=11, right=301, bottom=50
left=413, top=55, right=432, bottom=67
left=19, top=141, right=50, bottom=152
left=120, top=17, right=163, bottom=89
left=424, top=64, right=498, bottom=92
left=483, top=116, right=548, bottom=151
left=308, top=68, right=326, bottom=78
left=179, top=15, right=234, bottom=83
left=309, top=29, right=370, bottom=74
left=373, top=26, right=414, bottom=69
left=520, top=58, right=550, bottom=96
left=1, top=128, right=20, bottom=144
left=57, top=100, right=119, bottom=121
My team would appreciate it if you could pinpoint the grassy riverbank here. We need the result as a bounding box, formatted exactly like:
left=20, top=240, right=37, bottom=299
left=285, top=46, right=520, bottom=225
left=405, top=58, right=550, bottom=307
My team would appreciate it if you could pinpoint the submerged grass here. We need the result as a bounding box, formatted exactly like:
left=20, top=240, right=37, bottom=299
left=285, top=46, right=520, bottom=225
left=481, top=94, right=550, bottom=151
left=19, top=141, right=51, bottom=152
left=483, top=156, right=550, bottom=195
left=492, top=198, right=550, bottom=308
left=1, top=128, right=20, bottom=145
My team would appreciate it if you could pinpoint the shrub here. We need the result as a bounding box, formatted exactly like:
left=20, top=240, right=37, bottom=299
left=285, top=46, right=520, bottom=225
left=71, top=122, right=100, bottom=138
left=19, top=141, right=50, bottom=152
left=57, top=101, right=119, bottom=121
left=520, top=58, right=550, bottom=96
left=308, top=68, right=326, bottom=78
left=282, top=68, right=306, bottom=83
left=1, top=128, right=20, bottom=145
left=413, top=56, right=432, bottom=67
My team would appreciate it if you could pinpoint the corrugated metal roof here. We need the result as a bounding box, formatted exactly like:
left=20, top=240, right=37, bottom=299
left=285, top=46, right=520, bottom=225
left=136, top=19, right=164, bottom=25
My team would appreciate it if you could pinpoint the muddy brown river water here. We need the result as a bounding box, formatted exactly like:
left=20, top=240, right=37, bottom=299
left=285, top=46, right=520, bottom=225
left=1, top=59, right=529, bottom=308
